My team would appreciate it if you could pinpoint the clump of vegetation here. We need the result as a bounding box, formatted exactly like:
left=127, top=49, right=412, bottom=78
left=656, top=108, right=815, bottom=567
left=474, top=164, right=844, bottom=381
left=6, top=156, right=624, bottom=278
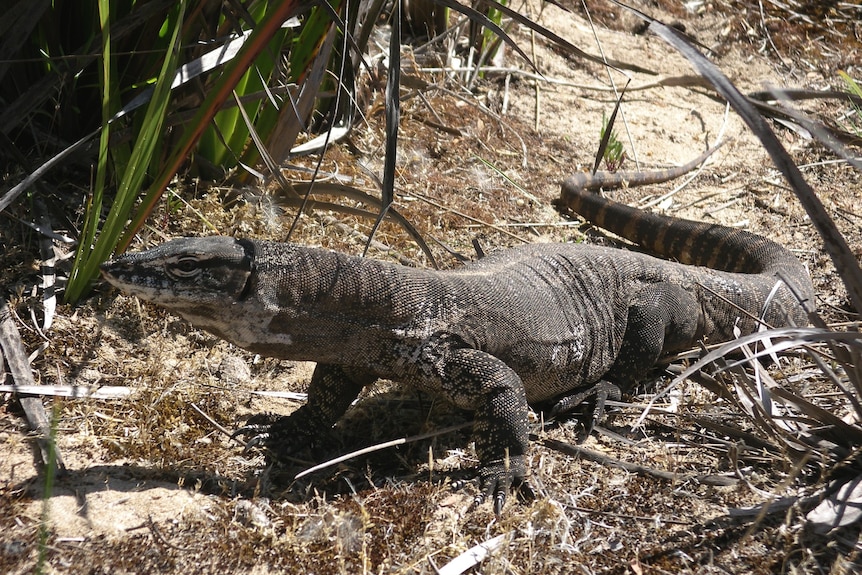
left=838, top=71, right=862, bottom=137
left=600, top=112, right=627, bottom=172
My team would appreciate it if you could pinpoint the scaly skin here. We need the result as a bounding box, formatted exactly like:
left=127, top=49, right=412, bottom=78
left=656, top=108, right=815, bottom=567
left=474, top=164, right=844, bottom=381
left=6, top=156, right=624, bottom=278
left=100, top=182, right=812, bottom=514
left=565, top=143, right=721, bottom=194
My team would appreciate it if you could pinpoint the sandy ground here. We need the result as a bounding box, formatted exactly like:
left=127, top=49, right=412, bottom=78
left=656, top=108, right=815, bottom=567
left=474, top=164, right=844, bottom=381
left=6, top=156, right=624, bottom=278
left=2, top=0, right=861, bottom=572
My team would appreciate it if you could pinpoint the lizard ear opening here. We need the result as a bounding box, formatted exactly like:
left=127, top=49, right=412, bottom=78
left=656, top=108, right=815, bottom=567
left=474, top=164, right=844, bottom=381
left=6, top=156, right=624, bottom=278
left=236, top=238, right=256, bottom=301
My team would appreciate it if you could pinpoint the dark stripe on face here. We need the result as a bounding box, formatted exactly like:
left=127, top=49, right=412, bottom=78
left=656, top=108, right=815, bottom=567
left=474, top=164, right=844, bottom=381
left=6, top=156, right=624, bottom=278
left=237, top=239, right=256, bottom=301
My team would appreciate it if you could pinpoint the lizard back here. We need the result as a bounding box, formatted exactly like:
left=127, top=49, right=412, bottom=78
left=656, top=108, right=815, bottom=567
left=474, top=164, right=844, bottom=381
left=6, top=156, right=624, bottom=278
left=559, top=179, right=814, bottom=328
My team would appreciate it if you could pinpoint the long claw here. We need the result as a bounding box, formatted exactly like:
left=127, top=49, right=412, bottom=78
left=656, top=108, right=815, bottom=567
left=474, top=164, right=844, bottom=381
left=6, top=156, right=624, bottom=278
left=462, top=471, right=534, bottom=516
left=469, top=488, right=506, bottom=517
left=473, top=458, right=526, bottom=516
left=493, top=490, right=506, bottom=517
left=241, top=433, right=270, bottom=453
left=456, top=470, right=513, bottom=516
left=486, top=473, right=510, bottom=517
left=230, top=424, right=274, bottom=454
left=472, top=492, right=485, bottom=509
left=230, top=424, right=268, bottom=441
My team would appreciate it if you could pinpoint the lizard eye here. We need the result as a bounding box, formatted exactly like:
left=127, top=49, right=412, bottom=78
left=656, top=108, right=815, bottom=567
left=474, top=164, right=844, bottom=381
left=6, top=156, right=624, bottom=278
left=168, top=257, right=201, bottom=278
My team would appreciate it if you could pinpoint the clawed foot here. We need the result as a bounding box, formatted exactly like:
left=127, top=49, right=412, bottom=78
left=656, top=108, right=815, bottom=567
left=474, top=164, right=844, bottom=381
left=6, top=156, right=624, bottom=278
left=231, top=425, right=271, bottom=453
left=452, top=457, right=534, bottom=516
left=233, top=413, right=536, bottom=517
left=231, top=413, right=317, bottom=462
left=547, top=380, right=621, bottom=437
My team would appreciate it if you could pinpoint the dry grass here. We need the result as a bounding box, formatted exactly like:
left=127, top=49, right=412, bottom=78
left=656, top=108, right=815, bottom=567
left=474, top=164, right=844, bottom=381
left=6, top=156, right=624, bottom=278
left=3, top=0, right=862, bottom=573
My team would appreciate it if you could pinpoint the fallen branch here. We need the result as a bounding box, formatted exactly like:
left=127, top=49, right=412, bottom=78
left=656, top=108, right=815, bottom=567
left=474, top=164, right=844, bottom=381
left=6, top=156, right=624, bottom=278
left=0, top=299, right=65, bottom=473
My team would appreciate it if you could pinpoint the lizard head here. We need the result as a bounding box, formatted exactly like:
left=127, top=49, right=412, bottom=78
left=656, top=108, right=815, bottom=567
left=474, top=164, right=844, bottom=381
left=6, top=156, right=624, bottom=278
left=100, top=237, right=254, bottom=309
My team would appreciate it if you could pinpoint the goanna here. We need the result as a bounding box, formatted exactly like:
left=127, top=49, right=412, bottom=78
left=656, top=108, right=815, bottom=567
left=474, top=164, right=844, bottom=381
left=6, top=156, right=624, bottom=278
left=100, top=181, right=813, bottom=515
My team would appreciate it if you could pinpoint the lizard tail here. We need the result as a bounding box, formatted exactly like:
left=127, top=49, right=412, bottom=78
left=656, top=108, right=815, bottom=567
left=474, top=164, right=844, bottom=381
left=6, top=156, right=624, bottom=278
left=557, top=182, right=813, bottom=301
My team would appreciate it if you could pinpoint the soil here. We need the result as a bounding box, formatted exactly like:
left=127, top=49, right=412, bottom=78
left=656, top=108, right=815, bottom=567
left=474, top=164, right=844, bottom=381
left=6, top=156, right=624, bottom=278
left=2, top=0, right=862, bottom=573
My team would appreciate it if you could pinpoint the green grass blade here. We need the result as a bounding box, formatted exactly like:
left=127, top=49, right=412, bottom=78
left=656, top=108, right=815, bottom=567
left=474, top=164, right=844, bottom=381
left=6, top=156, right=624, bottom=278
left=117, top=0, right=307, bottom=253
left=199, top=0, right=285, bottom=169
left=65, top=0, right=186, bottom=303
left=66, top=0, right=115, bottom=303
